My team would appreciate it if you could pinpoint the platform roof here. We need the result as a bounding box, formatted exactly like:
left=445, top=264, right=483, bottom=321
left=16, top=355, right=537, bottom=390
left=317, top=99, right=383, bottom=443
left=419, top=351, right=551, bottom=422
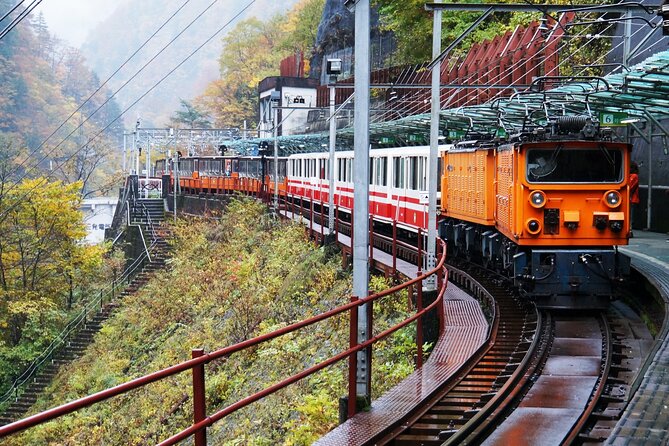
left=228, top=49, right=669, bottom=156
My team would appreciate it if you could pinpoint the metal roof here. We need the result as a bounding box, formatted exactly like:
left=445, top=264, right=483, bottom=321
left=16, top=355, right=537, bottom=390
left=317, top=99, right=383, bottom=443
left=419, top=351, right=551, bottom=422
left=228, top=49, right=669, bottom=155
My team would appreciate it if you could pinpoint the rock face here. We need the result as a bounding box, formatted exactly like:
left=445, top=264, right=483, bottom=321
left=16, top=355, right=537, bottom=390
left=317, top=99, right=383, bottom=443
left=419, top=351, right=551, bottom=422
left=310, top=0, right=384, bottom=81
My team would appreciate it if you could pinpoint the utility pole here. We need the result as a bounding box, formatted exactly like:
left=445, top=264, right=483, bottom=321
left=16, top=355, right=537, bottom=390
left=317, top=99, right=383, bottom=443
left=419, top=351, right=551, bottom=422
left=122, top=132, right=127, bottom=173
left=352, top=0, right=371, bottom=408
left=273, top=100, right=279, bottom=210
left=145, top=136, right=151, bottom=198
left=426, top=0, right=443, bottom=289
left=326, top=58, right=342, bottom=235
left=135, top=118, right=141, bottom=176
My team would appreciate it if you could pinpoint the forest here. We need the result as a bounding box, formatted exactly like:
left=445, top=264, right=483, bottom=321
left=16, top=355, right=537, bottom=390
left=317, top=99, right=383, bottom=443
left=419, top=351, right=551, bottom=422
left=0, top=0, right=120, bottom=401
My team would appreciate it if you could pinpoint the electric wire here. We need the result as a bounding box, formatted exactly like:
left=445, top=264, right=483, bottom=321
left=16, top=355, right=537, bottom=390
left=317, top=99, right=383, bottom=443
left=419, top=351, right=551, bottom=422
left=5, top=0, right=193, bottom=188
left=2, top=0, right=220, bottom=198
left=0, top=0, right=257, bottom=222
left=0, top=0, right=25, bottom=25
left=0, top=0, right=42, bottom=40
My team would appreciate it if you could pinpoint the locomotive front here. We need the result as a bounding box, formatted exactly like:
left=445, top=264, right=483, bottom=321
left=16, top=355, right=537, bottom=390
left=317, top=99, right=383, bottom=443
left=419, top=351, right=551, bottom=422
left=510, top=138, right=633, bottom=309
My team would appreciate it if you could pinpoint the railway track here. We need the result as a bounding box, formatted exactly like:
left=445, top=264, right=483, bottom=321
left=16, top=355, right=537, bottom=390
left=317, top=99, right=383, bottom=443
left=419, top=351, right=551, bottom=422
left=375, top=263, right=543, bottom=445
left=373, top=260, right=649, bottom=446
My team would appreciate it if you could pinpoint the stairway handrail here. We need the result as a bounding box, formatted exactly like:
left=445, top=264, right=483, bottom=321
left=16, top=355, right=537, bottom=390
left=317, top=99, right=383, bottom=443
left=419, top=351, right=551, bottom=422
left=0, top=245, right=151, bottom=406
left=0, top=237, right=448, bottom=441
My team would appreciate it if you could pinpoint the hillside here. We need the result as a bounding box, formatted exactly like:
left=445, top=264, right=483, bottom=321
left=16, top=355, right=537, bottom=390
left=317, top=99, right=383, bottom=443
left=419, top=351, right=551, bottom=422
left=81, top=0, right=300, bottom=127
left=2, top=199, right=417, bottom=444
left=0, top=3, right=123, bottom=195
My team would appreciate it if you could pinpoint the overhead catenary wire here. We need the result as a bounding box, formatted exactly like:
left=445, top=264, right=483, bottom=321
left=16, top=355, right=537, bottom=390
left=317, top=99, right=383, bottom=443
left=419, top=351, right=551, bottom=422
left=0, top=0, right=42, bottom=40
left=0, top=0, right=26, bottom=26
left=4, top=0, right=194, bottom=188
left=3, top=0, right=222, bottom=197
left=0, top=0, right=258, bottom=223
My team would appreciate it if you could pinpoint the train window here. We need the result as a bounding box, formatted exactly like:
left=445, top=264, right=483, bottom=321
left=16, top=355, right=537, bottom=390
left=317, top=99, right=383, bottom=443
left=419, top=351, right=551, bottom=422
left=409, top=157, right=418, bottom=190
left=347, top=159, right=353, bottom=182
left=419, top=157, right=427, bottom=190
left=319, top=159, right=326, bottom=179
left=526, top=147, right=624, bottom=183
left=339, top=158, right=346, bottom=181
left=369, top=158, right=374, bottom=185
left=393, top=157, right=406, bottom=188
left=437, top=160, right=442, bottom=192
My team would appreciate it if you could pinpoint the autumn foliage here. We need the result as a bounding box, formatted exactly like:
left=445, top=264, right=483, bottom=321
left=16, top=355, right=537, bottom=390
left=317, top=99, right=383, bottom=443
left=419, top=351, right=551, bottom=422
left=3, top=199, right=420, bottom=444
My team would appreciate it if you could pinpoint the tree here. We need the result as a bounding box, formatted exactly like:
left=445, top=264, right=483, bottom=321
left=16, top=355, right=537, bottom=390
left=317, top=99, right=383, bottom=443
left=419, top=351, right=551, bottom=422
left=169, top=99, right=212, bottom=129
left=0, top=178, right=104, bottom=348
left=196, top=0, right=326, bottom=128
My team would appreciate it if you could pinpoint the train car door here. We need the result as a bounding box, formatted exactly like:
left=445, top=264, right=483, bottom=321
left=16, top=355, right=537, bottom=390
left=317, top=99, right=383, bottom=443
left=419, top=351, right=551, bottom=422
left=392, top=156, right=408, bottom=224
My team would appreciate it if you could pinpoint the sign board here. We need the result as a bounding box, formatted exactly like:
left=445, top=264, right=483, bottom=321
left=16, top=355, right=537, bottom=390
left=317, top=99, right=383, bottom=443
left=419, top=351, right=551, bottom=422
left=419, top=192, right=429, bottom=205
left=448, top=130, right=466, bottom=139
left=599, top=111, right=628, bottom=127
left=380, top=136, right=395, bottom=144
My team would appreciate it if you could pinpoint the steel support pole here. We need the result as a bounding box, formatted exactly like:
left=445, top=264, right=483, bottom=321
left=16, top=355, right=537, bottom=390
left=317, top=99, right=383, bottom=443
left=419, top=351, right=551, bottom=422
left=145, top=137, right=151, bottom=198
left=274, top=106, right=279, bottom=210
left=353, top=0, right=371, bottom=402
left=122, top=133, right=127, bottom=174
left=132, top=131, right=138, bottom=175
left=426, top=0, right=442, bottom=291
left=646, top=121, right=653, bottom=229
left=328, top=85, right=337, bottom=234
left=623, top=8, right=632, bottom=67
left=173, top=153, right=178, bottom=224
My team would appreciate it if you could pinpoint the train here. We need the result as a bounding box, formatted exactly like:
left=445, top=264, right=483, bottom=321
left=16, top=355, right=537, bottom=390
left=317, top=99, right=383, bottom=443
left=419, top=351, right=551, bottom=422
left=155, top=116, right=632, bottom=309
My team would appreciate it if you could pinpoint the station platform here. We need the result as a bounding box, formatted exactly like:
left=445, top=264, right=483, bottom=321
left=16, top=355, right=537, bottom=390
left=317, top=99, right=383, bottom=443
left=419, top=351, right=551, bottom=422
left=607, top=231, right=669, bottom=445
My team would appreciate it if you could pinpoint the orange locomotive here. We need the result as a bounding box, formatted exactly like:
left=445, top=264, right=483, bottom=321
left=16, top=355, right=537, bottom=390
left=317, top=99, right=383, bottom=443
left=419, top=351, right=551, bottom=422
left=440, top=117, right=632, bottom=309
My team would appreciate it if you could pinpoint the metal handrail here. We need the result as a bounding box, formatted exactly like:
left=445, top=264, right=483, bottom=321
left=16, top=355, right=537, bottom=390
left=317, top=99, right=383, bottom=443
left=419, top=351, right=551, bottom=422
left=0, top=238, right=448, bottom=441
left=0, top=248, right=150, bottom=407
left=0, top=197, right=163, bottom=408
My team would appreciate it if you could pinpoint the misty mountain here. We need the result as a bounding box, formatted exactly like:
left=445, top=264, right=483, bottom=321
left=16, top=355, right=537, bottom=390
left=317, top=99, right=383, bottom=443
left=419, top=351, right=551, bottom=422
left=81, top=0, right=299, bottom=128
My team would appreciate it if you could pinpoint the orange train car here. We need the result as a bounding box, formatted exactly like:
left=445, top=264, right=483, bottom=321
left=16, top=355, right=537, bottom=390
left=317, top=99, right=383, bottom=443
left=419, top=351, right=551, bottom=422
left=440, top=117, right=632, bottom=309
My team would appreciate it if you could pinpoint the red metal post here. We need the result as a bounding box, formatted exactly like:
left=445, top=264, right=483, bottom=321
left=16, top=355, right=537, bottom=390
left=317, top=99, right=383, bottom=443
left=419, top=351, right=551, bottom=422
left=192, top=349, right=207, bottom=446
left=416, top=273, right=424, bottom=369
left=348, top=295, right=359, bottom=418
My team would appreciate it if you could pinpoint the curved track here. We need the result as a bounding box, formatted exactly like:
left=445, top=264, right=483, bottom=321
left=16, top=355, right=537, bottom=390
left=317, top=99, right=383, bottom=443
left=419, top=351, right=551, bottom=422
left=376, top=264, right=541, bottom=445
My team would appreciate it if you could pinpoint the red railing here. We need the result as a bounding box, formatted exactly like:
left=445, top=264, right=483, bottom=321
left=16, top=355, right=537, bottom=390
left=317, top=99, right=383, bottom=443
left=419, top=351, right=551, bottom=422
left=0, top=224, right=448, bottom=445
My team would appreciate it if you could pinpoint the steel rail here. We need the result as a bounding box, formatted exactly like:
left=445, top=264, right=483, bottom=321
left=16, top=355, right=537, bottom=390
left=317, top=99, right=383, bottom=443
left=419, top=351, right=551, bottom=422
left=444, top=310, right=549, bottom=445
left=561, top=314, right=613, bottom=445
left=0, top=238, right=447, bottom=440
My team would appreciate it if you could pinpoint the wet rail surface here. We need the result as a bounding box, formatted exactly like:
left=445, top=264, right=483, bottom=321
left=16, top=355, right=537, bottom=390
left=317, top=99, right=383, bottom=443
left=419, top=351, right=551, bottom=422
left=480, top=313, right=611, bottom=445
left=374, top=265, right=540, bottom=445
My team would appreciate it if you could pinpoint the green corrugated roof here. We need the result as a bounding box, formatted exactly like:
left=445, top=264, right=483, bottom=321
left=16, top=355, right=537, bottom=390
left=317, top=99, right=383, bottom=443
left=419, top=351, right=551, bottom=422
left=228, top=49, right=669, bottom=155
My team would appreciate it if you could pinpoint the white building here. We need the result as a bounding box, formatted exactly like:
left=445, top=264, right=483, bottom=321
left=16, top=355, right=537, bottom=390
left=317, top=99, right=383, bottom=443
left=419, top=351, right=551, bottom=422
left=258, top=76, right=319, bottom=139
left=81, top=197, right=117, bottom=244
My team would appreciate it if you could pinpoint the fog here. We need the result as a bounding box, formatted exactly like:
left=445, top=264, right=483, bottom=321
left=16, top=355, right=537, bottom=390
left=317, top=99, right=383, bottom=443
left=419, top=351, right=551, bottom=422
left=36, top=0, right=123, bottom=47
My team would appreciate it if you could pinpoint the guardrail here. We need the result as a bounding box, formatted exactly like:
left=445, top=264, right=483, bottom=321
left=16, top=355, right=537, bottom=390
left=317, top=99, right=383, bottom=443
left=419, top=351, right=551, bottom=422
left=0, top=238, right=447, bottom=445
left=1, top=185, right=163, bottom=411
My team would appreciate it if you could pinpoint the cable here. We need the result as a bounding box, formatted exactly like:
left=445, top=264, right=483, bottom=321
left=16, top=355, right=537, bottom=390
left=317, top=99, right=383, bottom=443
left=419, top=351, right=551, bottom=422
left=3, top=0, right=219, bottom=194
left=5, top=0, right=193, bottom=188
left=0, top=0, right=42, bottom=40
left=0, top=0, right=257, bottom=223
left=0, top=0, right=25, bottom=25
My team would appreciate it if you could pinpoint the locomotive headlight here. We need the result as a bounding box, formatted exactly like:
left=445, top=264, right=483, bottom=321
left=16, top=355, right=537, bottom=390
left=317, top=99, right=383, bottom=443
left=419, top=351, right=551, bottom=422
left=529, top=190, right=547, bottom=208
left=525, top=218, right=542, bottom=235
left=603, top=190, right=622, bottom=209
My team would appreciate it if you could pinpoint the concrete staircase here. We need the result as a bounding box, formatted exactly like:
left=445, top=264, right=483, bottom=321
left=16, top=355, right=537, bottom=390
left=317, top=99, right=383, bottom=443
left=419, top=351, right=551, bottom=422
left=0, top=224, right=170, bottom=426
